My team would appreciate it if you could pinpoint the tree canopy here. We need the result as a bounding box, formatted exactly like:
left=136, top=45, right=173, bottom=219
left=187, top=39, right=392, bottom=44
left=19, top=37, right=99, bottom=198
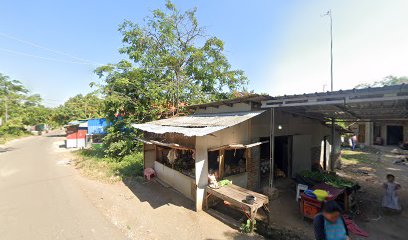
left=356, top=75, right=408, bottom=89
left=0, top=73, right=49, bottom=126
left=94, top=1, right=248, bottom=123
left=51, top=93, right=104, bottom=126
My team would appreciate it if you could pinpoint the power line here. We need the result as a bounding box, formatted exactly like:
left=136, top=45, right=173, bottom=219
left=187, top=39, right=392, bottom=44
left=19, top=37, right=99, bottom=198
left=0, top=32, right=102, bottom=65
left=0, top=47, right=101, bottom=66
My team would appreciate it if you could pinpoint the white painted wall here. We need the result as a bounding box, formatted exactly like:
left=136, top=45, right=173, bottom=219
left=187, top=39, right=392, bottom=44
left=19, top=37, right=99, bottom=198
left=154, top=161, right=195, bottom=201
left=195, top=136, right=209, bottom=211
left=251, top=110, right=336, bottom=148
left=355, top=121, right=408, bottom=146
left=225, top=172, right=248, bottom=188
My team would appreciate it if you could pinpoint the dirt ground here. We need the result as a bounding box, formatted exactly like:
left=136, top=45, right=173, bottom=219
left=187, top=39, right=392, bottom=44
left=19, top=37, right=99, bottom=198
left=58, top=143, right=264, bottom=239
left=75, top=172, right=265, bottom=240
left=63, top=133, right=407, bottom=240
left=338, top=146, right=408, bottom=240
left=267, top=146, right=408, bottom=240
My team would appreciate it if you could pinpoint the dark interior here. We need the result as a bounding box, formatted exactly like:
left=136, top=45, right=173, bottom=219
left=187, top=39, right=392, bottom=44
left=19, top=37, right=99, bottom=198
left=387, top=125, right=403, bottom=145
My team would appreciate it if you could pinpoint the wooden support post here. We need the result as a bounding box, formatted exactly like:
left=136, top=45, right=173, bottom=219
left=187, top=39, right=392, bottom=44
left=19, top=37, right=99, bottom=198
left=330, top=118, right=335, bottom=171
left=269, top=108, right=275, bottom=187
left=218, top=149, right=225, bottom=179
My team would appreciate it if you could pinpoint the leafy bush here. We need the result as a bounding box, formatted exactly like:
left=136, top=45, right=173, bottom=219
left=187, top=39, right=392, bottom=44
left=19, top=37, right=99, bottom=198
left=0, top=123, right=26, bottom=136
left=112, top=152, right=144, bottom=177
left=76, top=146, right=144, bottom=182
left=102, top=121, right=139, bottom=159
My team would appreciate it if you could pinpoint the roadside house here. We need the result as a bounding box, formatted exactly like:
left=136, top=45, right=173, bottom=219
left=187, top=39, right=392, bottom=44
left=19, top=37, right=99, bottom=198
left=133, top=95, right=341, bottom=211
left=350, top=121, right=408, bottom=147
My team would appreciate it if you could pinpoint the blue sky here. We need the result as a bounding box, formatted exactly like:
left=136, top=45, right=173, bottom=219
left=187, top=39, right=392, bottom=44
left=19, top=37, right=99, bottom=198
left=1, top=0, right=407, bottom=106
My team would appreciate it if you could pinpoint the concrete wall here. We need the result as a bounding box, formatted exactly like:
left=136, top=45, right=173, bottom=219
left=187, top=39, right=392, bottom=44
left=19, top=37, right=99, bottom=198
left=252, top=109, right=341, bottom=169
left=195, top=136, right=209, bottom=211
left=144, top=143, right=156, bottom=169
left=251, top=110, right=336, bottom=148
left=194, top=120, right=254, bottom=211
left=380, top=121, right=408, bottom=145
left=225, top=172, right=248, bottom=188
left=154, top=161, right=195, bottom=201
left=355, top=121, right=408, bottom=146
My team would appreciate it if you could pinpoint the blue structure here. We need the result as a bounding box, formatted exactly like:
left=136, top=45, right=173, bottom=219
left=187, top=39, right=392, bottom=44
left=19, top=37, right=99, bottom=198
left=87, top=118, right=108, bottom=135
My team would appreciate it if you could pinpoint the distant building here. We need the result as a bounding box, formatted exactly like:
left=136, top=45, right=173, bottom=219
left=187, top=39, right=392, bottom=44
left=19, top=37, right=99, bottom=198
left=65, top=120, right=87, bottom=148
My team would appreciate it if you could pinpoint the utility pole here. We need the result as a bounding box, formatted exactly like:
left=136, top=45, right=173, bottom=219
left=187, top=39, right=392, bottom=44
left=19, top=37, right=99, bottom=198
left=322, top=10, right=333, bottom=91
left=323, top=10, right=335, bottom=171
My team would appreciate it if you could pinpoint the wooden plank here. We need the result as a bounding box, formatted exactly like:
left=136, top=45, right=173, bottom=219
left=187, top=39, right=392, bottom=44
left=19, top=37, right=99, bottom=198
left=228, top=184, right=269, bottom=204
left=208, top=141, right=269, bottom=152
left=206, top=184, right=268, bottom=211
left=244, top=140, right=269, bottom=148
left=219, top=149, right=225, bottom=179
left=136, top=137, right=153, bottom=144
left=150, top=140, right=193, bottom=150
left=207, top=187, right=252, bottom=211
left=208, top=144, right=245, bottom=152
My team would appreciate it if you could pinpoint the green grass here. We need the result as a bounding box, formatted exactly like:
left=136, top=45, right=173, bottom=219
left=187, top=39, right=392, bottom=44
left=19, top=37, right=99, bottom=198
left=74, top=144, right=144, bottom=183
left=0, top=132, right=32, bottom=144
left=341, top=149, right=379, bottom=165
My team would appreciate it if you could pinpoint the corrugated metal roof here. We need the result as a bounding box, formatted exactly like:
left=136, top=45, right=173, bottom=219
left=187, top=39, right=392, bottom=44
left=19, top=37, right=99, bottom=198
left=132, top=111, right=265, bottom=137
left=186, top=94, right=270, bottom=109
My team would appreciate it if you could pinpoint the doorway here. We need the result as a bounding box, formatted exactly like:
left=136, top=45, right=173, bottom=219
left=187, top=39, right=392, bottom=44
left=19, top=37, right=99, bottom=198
left=387, top=126, right=403, bottom=145
left=259, top=136, right=292, bottom=180
left=274, top=136, right=292, bottom=178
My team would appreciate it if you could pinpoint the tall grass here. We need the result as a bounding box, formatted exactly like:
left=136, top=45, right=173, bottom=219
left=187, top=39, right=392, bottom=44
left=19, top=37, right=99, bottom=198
left=75, top=144, right=144, bottom=183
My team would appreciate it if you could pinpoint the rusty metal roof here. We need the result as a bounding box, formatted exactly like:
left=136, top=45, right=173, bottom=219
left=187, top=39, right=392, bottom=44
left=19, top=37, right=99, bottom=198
left=132, top=111, right=265, bottom=137
left=186, top=94, right=270, bottom=109
left=262, top=84, right=408, bottom=121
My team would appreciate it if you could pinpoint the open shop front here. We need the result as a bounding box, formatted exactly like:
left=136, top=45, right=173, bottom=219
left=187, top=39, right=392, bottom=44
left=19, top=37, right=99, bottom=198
left=142, top=139, right=197, bottom=201
left=207, top=142, right=267, bottom=189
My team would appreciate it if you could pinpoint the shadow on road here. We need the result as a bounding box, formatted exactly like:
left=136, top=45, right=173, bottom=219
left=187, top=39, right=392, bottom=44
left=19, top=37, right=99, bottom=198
left=122, top=178, right=195, bottom=211
left=0, top=147, right=15, bottom=153
left=46, top=134, right=66, bottom=138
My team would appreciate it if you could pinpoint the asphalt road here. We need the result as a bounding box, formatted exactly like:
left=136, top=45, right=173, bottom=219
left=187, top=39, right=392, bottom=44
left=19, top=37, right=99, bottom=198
left=0, top=132, right=126, bottom=240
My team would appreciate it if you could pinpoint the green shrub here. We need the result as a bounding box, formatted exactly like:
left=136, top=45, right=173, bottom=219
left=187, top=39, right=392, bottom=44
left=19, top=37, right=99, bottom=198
left=113, top=152, right=144, bottom=177
left=102, top=121, right=138, bottom=159
left=76, top=147, right=144, bottom=181
left=0, top=123, right=26, bottom=136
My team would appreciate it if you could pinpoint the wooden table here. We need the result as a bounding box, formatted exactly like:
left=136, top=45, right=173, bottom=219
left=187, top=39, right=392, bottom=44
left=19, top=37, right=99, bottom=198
left=205, top=184, right=269, bottom=231
left=300, top=183, right=350, bottom=220
left=312, top=183, right=349, bottom=212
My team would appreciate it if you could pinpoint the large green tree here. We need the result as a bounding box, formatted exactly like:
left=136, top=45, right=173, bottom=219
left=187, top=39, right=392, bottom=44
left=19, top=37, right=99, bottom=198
left=0, top=73, right=29, bottom=124
left=51, top=92, right=104, bottom=126
left=0, top=73, right=53, bottom=139
left=95, top=1, right=248, bottom=123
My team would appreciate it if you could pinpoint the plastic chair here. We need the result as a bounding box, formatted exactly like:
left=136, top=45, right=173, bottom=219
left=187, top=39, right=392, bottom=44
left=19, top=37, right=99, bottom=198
left=144, top=168, right=156, bottom=181
left=296, top=184, right=308, bottom=202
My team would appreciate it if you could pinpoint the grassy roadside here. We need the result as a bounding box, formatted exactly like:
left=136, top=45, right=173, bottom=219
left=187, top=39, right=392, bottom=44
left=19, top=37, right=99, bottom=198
left=0, top=132, right=32, bottom=144
left=73, top=144, right=144, bottom=183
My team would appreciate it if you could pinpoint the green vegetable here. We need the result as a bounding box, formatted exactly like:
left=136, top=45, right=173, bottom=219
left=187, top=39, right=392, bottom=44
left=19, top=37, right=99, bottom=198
left=300, top=170, right=355, bottom=189
left=240, top=219, right=256, bottom=233
left=218, top=179, right=232, bottom=187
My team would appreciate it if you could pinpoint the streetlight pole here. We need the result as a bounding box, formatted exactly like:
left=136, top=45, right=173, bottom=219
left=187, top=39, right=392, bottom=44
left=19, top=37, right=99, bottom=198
left=329, top=10, right=333, bottom=91
left=323, top=10, right=335, bottom=171
left=322, top=10, right=333, bottom=91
